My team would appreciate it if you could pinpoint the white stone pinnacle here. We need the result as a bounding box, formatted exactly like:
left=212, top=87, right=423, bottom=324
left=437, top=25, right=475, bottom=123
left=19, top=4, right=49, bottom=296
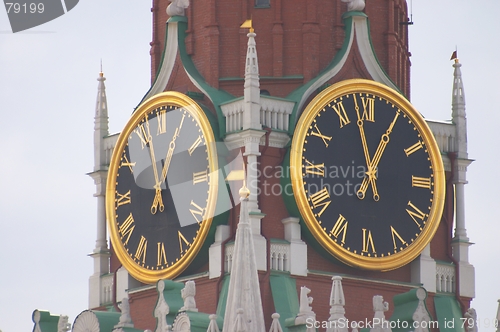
left=222, top=195, right=265, bottom=332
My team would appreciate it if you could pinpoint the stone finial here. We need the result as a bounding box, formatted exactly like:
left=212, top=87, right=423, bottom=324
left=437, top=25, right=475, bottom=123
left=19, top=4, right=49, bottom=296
left=370, top=296, right=391, bottom=332
left=166, top=0, right=189, bottom=16
left=154, top=281, right=170, bottom=332
left=113, top=298, right=134, bottom=330
left=295, top=287, right=316, bottom=331
left=464, top=308, right=478, bottom=332
left=298, top=287, right=314, bottom=315
left=57, top=315, right=71, bottom=332
left=269, top=313, right=284, bottom=332
left=412, top=288, right=431, bottom=332
left=327, top=276, right=348, bottom=332
left=233, top=308, right=246, bottom=332
left=341, top=0, right=365, bottom=11
left=180, top=280, right=198, bottom=312
left=207, top=314, right=221, bottom=332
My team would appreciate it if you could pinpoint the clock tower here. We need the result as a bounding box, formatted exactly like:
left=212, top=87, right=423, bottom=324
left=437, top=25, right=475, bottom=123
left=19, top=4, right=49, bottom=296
left=79, top=0, right=476, bottom=331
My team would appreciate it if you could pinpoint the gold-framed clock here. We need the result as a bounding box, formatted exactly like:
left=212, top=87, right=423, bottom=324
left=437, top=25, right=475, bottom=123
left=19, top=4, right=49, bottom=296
left=286, top=79, right=445, bottom=271
left=106, top=92, right=219, bottom=283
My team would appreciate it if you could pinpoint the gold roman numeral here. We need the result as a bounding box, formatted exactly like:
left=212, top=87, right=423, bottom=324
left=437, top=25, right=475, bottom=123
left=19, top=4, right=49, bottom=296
left=135, top=235, right=148, bottom=264
left=330, top=214, right=348, bottom=244
left=308, top=187, right=331, bottom=217
left=157, top=242, right=167, bottom=267
left=156, top=109, right=167, bottom=135
left=120, top=154, right=136, bottom=173
left=193, top=170, right=208, bottom=184
left=310, top=123, right=332, bottom=147
left=404, top=141, right=423, bottom=157
left=118, top=213, right=135, bottom=245
left=188, top=136, right=203, bottom=156
left=189, top=200, right=205, bottom=224
left=116, top=190, right=131, bottom=207
left=361, top=96, right=375, bottom=122
left=390, top=226, right=407, bottom=251
left=406, top=201, right=427, bottom=227
left=135, top=121, right=151, bottom=149
left=178, top=231, right=191, bottom=254
left=304, top=159, right=325, bottom=177
left=412, top=176, right=431, bottom=189
left=362, top=228, right=376, bottom=254
left=331, top=100, right=350, bottom=128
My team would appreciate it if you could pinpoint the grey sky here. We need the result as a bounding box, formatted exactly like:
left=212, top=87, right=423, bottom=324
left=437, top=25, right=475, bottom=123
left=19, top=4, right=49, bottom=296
left=0, top=1, right=498, bottom=331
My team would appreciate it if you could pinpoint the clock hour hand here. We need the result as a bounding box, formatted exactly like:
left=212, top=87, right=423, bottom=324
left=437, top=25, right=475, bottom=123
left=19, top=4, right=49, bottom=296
left=357, top=111, right=400, bottom=201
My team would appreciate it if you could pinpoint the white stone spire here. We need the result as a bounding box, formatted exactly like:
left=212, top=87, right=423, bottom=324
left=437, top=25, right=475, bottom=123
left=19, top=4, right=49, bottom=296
left=450, top=55, right=470, bottom=242
left=94, top=71, right=109, bottom=172
left=90, top=70, right=110, bottom=252
left=452, top=57, right=467, bottom=159
left=242, top=20, right=261, bottom=131
left=222, top=183, right=265, bottom=332
left=326, top=276, right=348, bottom=332
left=88, top=70, right=111, bottom=308
left=449, top=56, right=475, bottom=298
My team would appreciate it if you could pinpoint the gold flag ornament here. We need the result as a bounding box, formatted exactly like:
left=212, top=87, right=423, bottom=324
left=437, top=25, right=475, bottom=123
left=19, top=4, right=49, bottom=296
left=240, top=19, right=254, bottom=33
left=450, top=50, right=458, bottom=61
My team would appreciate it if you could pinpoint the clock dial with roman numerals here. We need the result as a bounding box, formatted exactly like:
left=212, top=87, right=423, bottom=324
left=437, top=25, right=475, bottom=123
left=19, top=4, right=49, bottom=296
left=288, top=79, right=445, bottom=271
left=107, top=92, right=219, bottom=283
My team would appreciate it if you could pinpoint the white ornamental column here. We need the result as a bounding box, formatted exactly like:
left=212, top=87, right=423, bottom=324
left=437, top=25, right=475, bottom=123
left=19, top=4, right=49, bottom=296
left=449, top=56, right=474, bottom=298
left=240, top=20, right=267, bottom=271
left=88, top=70, right=111, bottom=308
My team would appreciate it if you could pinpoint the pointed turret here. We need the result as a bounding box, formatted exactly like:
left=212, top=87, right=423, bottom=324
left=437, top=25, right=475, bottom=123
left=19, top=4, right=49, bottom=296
left=222, top=182, right=265, bottom=332
left=242, top=19, right=261, bottom=131
left=449, top=55, right=475, bottom=299
left=88, top=70, right=111, bottom=308
left=94, top=70, right=109, bottom=172
left=451, top=56, right=467, bottom=159
left=326, top=276, right=348, bottom=332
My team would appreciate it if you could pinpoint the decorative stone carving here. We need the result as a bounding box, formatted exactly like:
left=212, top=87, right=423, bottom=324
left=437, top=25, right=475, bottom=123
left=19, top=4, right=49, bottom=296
left=298, top=287, right=314, bottom=315
left=326, top=276, right=348, bottom=332
left=269, top=313, right=283, bottom=332
left=341, top=0, right=365, bottom=11
left=370, top=296, right=391, bottom=332
left=295, top=286, right=316, bottom=331
left=233, top=308, right=246, bottom=332
left=207, top=314, right=221, bottom=332
left=114, top=298, right=134, bottom=329
left=166, top=0, right=189, bottom=17
left=412, top=288, right=431, bottom=332
left=464, top=308, right=477, bottom=332
left=180, top=280, right=198, bottom=312
left=57, top=315, right=71, bottom=332
left=155, top=281, right=170, bottom=332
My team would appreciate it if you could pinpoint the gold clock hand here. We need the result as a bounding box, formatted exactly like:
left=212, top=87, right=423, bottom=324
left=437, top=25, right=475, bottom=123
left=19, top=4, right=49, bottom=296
left=161, top=114, right=186, bottom=182
left=151, top=113, right=186, bottom=214
left=357, top=111, right=400, bottom=201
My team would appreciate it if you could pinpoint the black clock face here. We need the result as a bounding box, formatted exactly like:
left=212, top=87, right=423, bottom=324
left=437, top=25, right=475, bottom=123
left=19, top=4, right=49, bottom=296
left=290, top=80, right=444, bottom=270
left=107, top=93, right=218, bottom=283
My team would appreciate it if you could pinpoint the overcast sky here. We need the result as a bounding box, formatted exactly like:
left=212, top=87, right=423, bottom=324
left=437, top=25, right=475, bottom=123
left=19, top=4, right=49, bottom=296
left=0, top=1, right=499, bottom=332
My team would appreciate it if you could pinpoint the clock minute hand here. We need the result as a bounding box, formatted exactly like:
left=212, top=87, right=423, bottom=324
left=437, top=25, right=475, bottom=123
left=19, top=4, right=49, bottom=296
left=355, top=95, right=377, bottom=200
left=357, top=111, right=400, bottom=201
left=160, top=113, right=186, bottom=184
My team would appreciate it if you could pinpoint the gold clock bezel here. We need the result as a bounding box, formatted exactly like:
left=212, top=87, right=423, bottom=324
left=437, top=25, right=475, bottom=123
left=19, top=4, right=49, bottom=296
left=106, top=91, right=219, bottom=283
left=290, top=79, right=445, bottom=271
